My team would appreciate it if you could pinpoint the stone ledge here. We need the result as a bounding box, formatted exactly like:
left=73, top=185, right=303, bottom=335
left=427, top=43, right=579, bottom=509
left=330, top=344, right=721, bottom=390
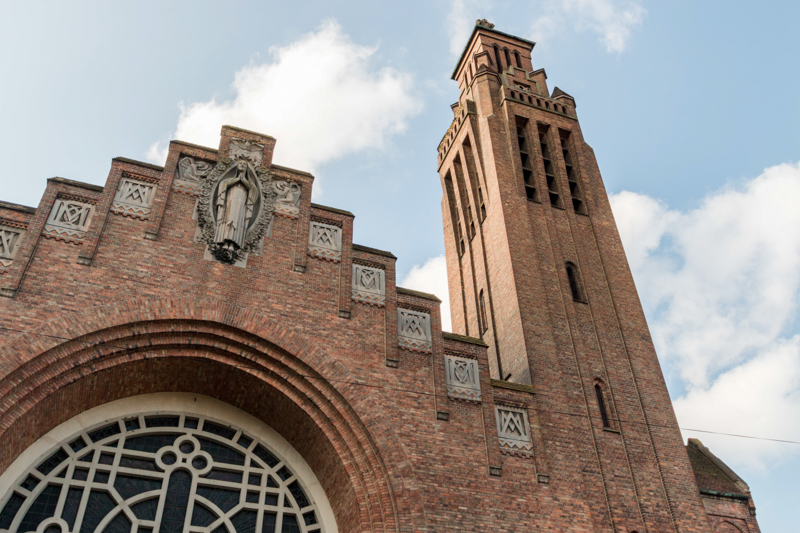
left=222, top=124, right=276, bottom=139
left=442, top=332, right=487, bottom=347
left=0, top=200, right=36, bottom=214
left=352, top=244, right=396, bottom=259
left=310, top=203, right=354, bottom=218
left=490, top=379, right=535, bottom=394
left=271, top=164, right=314, bottom=178
left=170, top=140, right=219, bottom=153
left=112, top=157, right=165, bottom=171
left=397, top=287, right=441, bottom=302
left=699, top=489, right=750, bottom=502
left=48, top=177, right=104, bottom=192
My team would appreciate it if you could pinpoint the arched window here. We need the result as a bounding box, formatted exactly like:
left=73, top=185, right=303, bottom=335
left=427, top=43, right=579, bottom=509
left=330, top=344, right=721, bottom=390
left=566, top=262, right=585, bottom=302
left=0, top=402, right=331, bottom=533
left=514, top=51, right=522, bottom=68
left=595, top=384, right=610, bottom=428
left=493, top=45, right=503, bottom=72
left=479, top=289, right=488, bottom=334
left=504, top=49, right=512, bottom=70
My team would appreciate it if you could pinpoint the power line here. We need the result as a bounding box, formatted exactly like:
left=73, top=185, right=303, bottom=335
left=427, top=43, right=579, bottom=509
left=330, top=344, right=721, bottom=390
left=0, top=323, right=797, bottom=446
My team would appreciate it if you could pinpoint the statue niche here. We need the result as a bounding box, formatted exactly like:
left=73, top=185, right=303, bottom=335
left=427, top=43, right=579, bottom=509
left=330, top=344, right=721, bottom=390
left=197, top=157, right=275, bottom=264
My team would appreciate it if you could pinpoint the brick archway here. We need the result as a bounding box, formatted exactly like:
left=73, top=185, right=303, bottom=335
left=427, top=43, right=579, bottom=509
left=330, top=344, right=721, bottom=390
left=0, top=298, right=417, bottom=533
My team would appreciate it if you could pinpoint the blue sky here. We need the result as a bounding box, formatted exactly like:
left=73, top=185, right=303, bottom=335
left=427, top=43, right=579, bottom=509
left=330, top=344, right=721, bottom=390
left=1, top=1, right=798, bottom=529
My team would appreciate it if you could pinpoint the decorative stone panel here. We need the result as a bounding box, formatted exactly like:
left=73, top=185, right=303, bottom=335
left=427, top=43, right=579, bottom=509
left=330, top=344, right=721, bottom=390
left=445, top=355, right=481, bottom=401
left=397, top=308, right=432, bottom=352
left=0, top=222, right=25, bottom=267
left=308, top=221, right=342, bottom=261
left=111, top=174, right=158, bottom=219
left=352, top=263, right=385, bottom=305
left=173, top=156, right=214, bottom=194
left=273, top=181, right=301, bottom=218
left=495, top=405, right=533, bottom=452
left=43, top=197, right=95, bottom=241
left=230, top=138, right=264, bottom=166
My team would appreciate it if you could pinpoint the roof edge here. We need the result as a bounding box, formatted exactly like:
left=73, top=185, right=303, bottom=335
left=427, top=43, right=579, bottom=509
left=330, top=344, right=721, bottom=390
left=451, top=24, right=536, bottom=80
left=442, top=331, right=487, bottom=347
left=396, top=287, right=442, bottom=303
left=688, top=438, right=750, bottom=493
left=47, top=177, right=104, bottom=192
left=112, top=157, right=165, bottom=172
left=310, top=203, right=354, bottom=217
left=0, top=200, right=36, bottom=214
left=352, top=243, right=396, bottom=259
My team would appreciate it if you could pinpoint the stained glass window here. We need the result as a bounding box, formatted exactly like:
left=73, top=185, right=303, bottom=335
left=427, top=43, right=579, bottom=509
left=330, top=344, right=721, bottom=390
left=0, top=413, right=324, bottom=533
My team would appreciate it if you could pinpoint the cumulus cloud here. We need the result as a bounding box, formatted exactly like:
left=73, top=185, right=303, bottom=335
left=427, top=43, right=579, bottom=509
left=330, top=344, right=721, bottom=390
left=401, top=255, right=452, bottom=330
left=610, top=161, right=800, bottom=468
left=446, top=0, right=491, bottom=58
left=531, top=0, right=645, bottom=53
left=147, top=20, right=422, bottom=194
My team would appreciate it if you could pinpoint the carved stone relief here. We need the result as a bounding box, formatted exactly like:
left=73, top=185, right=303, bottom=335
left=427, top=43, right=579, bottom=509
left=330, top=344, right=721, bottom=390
left=352, top=264, right=385, bottom=305
left=112, top=175, right=157, bottom=218
left=272, top=181, right=301, bottom=218
left=495, top=405, right=533, bottom=452
left=174, top=157, right=213, bottom=194
left=43, top=198, right=95, bottom=241
left=445, top=355, right=481, bottom=401
left=397, top=308, right=432, bottom=352
left=308, top=221, right=342, bottom=261
left=196, top=157, right=275, bottom=265
left=230, top=138, right=264, bottom=166
left=0, top=224, right=25, bottom=267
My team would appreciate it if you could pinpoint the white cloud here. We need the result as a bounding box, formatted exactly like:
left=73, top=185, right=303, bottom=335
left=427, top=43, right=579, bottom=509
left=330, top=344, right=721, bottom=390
left=147, top=20, right=422, bottom=196
left=531, top=0, right=645, bottom=53
left=401, top=255, right=452, bottom=331
left=610, top=161, right=800, bottom=468
left=446, top=0, right=491, bottom=58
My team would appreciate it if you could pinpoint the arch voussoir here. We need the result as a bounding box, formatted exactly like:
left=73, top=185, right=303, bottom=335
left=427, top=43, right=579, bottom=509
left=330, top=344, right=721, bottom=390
left=0, top=297, right=420, bottom=532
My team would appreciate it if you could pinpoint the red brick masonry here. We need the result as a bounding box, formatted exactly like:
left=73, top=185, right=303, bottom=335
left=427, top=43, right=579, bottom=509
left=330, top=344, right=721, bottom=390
left=0, top=24, right=759, bottom=533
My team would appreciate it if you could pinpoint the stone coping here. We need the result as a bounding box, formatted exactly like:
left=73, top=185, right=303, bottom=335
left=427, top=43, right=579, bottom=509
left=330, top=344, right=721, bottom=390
left=490, top=379, right=535, bottom=394
left=0, top=200, right=36, bottom=213
left=310, top=203, right=354, bottom=217
left=48, top=177, right=104, bottom=192
left=397, top=287, right=441, bottom=302
left=442, top=332, right=487, bottom=346
left=352, top=244, right=396, bottom=259
left=111, top=157, right=165, bottom=171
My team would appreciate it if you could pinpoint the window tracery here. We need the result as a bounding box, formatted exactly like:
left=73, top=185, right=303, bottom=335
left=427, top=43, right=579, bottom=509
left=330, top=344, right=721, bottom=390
left=0, top=413, right=324, bottom=533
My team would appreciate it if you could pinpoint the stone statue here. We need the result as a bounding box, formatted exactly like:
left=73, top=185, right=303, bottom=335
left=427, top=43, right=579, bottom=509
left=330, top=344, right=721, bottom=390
left=197, top=156, right=275, bottom=264
left=476, top=19, right=495, bottom=29
left=213, top=160, right=259, bottom=260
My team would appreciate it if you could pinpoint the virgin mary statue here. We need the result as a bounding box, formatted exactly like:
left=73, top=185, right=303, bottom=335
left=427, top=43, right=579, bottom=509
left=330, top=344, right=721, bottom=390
left=213, top=160, right=259, bottom=259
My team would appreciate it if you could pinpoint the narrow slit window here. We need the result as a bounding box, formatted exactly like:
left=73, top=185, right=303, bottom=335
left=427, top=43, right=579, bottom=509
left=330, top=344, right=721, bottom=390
left=493, top=45, right=503, bottom=72
left=559, top=130, right=587, bottom=214
left=516, top=118, right=537, bottom=202
left=514, top=51, right=522, bottom=68
left=595, top=384, right=610, bottom=428
left=538, top=125, right=561, bottom=208
left=504, top=49, right=512, bottom=70
left=566, top=262, right=584, bottom=302
left=479, top=290, right=488, bottom=334
left=466, top=203, right=476, bottom=238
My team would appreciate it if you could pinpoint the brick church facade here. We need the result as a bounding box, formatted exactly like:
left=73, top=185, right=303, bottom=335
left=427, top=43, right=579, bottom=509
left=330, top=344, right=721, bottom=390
left=0, top=20, right=759, bottom=533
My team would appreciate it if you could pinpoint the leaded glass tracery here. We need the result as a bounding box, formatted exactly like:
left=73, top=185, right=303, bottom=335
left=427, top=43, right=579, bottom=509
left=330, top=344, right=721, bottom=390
left=0, top=413, right=324, bottom=533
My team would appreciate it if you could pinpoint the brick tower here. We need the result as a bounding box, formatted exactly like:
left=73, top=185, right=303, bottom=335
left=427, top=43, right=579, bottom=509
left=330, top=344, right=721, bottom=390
left=437, top=21, right=759, bottom=532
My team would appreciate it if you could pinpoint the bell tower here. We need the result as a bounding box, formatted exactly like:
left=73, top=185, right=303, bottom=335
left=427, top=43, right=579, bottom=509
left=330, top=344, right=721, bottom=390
left=438, top=20, right=715, bottom=532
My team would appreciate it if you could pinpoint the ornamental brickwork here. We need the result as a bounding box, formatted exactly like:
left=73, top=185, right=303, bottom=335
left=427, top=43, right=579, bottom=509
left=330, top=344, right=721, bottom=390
left=0, top=22, right=758, bottom=533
